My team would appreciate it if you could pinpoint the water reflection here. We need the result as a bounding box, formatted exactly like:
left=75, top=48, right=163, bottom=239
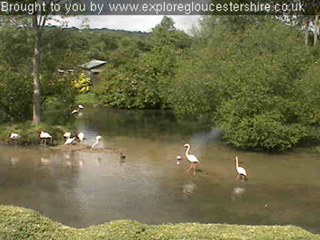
left=10, top=157, right=19, bottom=166
left=41, top=157, right=51, bottom=165
left=182, top=182, right=197, bottom=197
left=96, top=157, right=102, bottom=166
left=191, top=128, right=222, bottom=145
left=232, top=186, right=246, bottom=200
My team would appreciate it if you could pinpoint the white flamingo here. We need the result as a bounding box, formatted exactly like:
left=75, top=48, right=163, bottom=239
left=91, top=136, right=102, bottom=149
left=40, top=131, right=52, bottom=146
left=184, top=144, right=200, bottom=176
left=63, top=132, right=71, bottom=138
left=9, top=133, right=20, bottom=139
left=235, top=156, right=248, bottom=181
left=77, top=132, right=84, bottom=142
left=64, top=137, right=76, bottom=145
left=78, top=104, right=84, bottom=109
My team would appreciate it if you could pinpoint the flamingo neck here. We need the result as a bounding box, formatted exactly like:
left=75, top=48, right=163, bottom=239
left=236, top=157, right=239, bottom=169
left=185, top=145, right=190, bottom=157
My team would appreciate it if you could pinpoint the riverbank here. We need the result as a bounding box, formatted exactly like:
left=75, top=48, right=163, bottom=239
left=0, top=122, right=73, bottom=146
left=0, top=205, right=318, bottom=240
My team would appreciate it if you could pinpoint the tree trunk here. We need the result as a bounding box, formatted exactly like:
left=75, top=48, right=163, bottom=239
left=304, top=18, right=309, bottom=46
left=32, top=16, right=41, bottom=125
left=314, top=14, right=319, bottom=46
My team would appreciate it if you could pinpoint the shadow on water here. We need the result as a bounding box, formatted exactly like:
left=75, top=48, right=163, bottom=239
left=1, top=108, right=320, bottom=233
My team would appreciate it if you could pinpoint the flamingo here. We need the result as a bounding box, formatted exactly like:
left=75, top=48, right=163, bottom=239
left=77, top=132, right=84, bottom=142
left=64, top=137, right=76, bottom=145
left=71, top=109, right=79, bottom=114
left=9, top=133, right=20, bottom=139
left=78, top=104, right=84, bottom=109
left=40, top=131, right=52, bottom=146
left=91, top=136, right=102, bottom=149
left=235, top=156, right=248, bottom=181
left=63, top=132, right=71, bottom=138
left=184, top=144, right=200, bottom=176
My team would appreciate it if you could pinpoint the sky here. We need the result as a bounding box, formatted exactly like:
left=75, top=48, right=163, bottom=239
left=61, top=15, right=201, bottom=33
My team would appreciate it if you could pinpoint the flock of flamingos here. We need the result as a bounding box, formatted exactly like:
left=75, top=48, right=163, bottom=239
left=8, top=104, right=248, bottom=179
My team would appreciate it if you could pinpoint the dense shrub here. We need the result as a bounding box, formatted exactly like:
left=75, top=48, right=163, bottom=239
left=170, top=18, right=319, bottom=150
left=0, top=69, right=33, bottom=123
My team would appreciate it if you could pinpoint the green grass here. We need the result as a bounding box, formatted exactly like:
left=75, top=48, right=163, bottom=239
left=0, top=205, right=319, bottom=240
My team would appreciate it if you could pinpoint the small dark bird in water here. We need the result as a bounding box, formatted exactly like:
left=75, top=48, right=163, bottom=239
left=119, top=153, right=126, bottom=166
left=120, top=153, right=126, bottom=160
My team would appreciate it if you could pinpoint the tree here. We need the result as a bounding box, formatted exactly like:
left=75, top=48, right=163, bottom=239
left=1, top=0, right=72, bottom=125
left=171, top=17, right=318, bottom=150
left=94, top=16, right=191, bottom=109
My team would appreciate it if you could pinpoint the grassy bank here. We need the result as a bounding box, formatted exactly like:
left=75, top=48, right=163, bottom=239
left=0, top=122, right=74, bottom=146
left=0, top=205, right=319, bottom=240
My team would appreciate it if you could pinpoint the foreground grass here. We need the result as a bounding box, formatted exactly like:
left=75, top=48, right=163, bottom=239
left=0, top=205, right=319, bottom=240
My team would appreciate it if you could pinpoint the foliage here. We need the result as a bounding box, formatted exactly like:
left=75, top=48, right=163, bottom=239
left=0, top=24, right=151, bottom=123
left=75, top=92, right=100, bottom=106
left=168, top=52, right=216, bottom=122
left=0, top=69, right=33, bottom=123
left=94, top=16, right=186, bottom=109
left=72, top=73, right=91, bottom=93
left=148, top=16, right=192, bottom=49
left=0, top=27, right=33, bottom=73
left=171, top=17, right=319, bottom=150
left=41, top=73, right=77, bottom=117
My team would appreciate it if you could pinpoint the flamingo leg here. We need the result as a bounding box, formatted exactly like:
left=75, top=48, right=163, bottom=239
left=192, top=163, right=196, bottom=176
left=186, top=164, right=193, bottom=173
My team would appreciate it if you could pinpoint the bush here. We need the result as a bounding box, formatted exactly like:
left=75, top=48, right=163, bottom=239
left=0, top=69, right=33, bottom=123
left=72, top=73, right=91, bottom=93
left=41, top=73, right=77, bottom=121
left=171, top=18, right=318, bottom=150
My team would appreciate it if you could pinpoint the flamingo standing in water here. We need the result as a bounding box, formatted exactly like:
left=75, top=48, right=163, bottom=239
left=235, top=156, right=248, bottom=181
left=184, top=143, right=200, bottom=176
left=91, top=136, right=102, bottom=149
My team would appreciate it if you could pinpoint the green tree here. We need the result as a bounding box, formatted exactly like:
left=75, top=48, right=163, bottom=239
left=171, top=17, right=318, bottom=150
